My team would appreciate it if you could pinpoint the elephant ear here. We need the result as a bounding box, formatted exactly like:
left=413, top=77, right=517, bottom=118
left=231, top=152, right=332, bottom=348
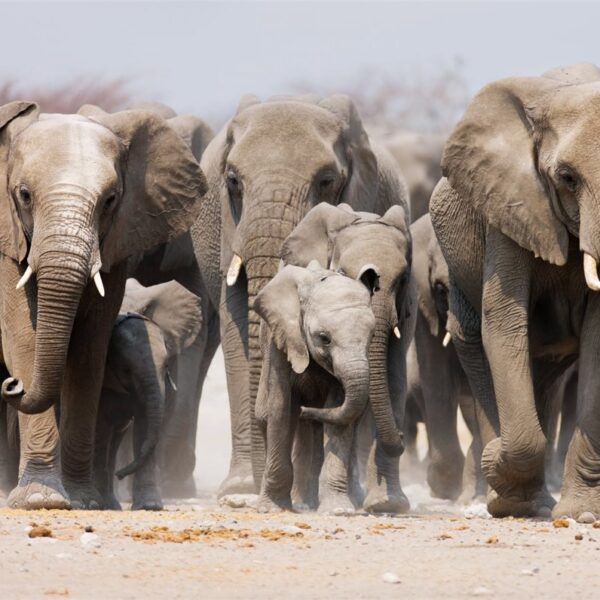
left=0, top=101, right=39, bottom=262
left=378, top=205, right=410, bottom=235
left=318, top=95, right=379, bottom=206
left=79, top=106, right=208, bottom=270
left=543, top=63, right=600, bottom=84
left=167, top=114, right=215, bottom=162
left=253, top=264, right=314, bottom=374
left=442, top=76, right=569, bottom=266
left=281, top=202, right=359, bottom=268
left=410, top=215, right=440, bottom=337
left=126, top=280, right=203, bottom=356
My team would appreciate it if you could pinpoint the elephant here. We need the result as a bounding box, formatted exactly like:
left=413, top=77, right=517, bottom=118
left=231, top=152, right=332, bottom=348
left=126, top=106, right=218, bottom=498
left=190, top=94, right=409, bottom=497
left=254, top=261, right=377, bottom=512
left=430, top=63, right=600, bottom=519
left=94, top=279, right=203, bottom=511
left=0, top=101, right=206, bottom=509
left=407, top=213, right=483, bottom=502
left=280, top=202, right=415, bottom=513
left=383, top=131, right=445, bottom=222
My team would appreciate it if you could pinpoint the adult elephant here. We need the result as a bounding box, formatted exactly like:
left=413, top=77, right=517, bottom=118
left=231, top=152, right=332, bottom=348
left=430, top=63, right=600, bottom=519
left=408, top=213, right=482, bottom=502
left=0, top=101, right=206, bottom=509
left=384, top=131, right=445, bottom=222
left=127, top=108, right=217, bottom=498
left=191, top=95, right=407, bottom=495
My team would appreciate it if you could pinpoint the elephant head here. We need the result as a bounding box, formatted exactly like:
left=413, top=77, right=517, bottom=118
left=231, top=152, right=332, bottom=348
left=280, top=202, right=412, bottom=456
left=411, top=214, right=449, bottom=339
left=0, top=101, right=206, bottom=414
left=440, top=62, right=600, bottom=288
left=254, top=262, right=377, bottom=425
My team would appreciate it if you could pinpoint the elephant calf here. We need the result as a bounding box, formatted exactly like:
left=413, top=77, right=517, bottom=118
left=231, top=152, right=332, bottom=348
left=94, top=279, right=203, bottom=510
left=254, top=261, right=378, bottom=513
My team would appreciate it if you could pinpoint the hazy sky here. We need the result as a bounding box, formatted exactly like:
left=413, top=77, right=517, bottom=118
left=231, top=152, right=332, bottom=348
left=1, top=1, right=599, bottom=124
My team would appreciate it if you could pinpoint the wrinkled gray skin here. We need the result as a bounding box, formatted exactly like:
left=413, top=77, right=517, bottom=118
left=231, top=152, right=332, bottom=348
left=407, top=214, right=484, bottom=502
left=430, top=63, right=600, bottom=519
left=281, top=202, right=415, bottom=513
left=0, top=101, right=205, bottom=509
left=254, top=263, right=376, bottom=512
left=384, top=131, right=445, bottom=222
left=127, top=105, right=218, bottom=498
left=191, top=95, right=406, bottom=496
left=95, top=279, right=203, bottom=511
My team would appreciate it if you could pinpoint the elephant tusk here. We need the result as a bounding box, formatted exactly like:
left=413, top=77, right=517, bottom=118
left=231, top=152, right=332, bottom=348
left=442, top=331, right=452, bottom=347
left=227, top=254, right=243, bottom=287
left=393, top=326, right=401, bottom=339
left=166, top=369, right=177, bottom=392
left=584, top=252, right=600, bottom=291
left=15, top=266, right=33, bottom=290
left=93, top=272, right=105, bottom=297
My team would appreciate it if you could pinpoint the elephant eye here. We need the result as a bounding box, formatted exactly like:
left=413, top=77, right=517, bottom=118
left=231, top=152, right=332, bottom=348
left=17, top=185, right=32, bottom=208
left=557, top=167, right=579, bottom=192
left=318, top=332, right=331, bottom=346
left=434, top=281, right=447, bottom=296
left=104, top=194, right=117, bottom=212
left=317, top=173, right=336, bottom=193
left=226, top=169, right=241, bottom=192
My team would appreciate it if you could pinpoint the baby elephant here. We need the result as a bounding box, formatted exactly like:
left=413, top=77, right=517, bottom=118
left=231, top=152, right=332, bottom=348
left=254, top=261, right=378, bottom=513
left=94, top=279, right=203, bottom=510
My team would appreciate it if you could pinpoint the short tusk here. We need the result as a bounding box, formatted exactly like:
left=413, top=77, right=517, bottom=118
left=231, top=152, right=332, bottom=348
left=15, top=266, right=33, bottom=290
left=584, top=252, right=600, bottom=291
left=393, top=326, right=401, bottom=339
left=166, top=369, right=177, bottom=392
left=227, top=254, right=243, bottom=287
left=442, top=331, right=452, bottom=347
left=93, top=272, right=105, bottom=297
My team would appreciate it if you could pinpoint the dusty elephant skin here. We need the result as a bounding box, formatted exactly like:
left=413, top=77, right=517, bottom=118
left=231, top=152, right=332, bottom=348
left=430, top=62, right=600, bottom=519
left=190, top=95, right=408, bottom=498
left=95, top=279, right=204, bottom=511
left=281, top=202, right=415, bottom=513
left=0, top=101, right=206, bottom=510
left=407, top=214, right=484, bottom=503
left=253, top=263, right=376, bottom=513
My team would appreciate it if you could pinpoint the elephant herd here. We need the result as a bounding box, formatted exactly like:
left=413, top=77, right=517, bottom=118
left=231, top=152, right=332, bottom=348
left=0, top=62, right=599, bottom=523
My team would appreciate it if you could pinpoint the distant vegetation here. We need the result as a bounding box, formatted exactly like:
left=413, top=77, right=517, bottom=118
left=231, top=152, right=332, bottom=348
left=0, top=78, right=131, bottom=113
left=292, top=59, right=468, bottom=135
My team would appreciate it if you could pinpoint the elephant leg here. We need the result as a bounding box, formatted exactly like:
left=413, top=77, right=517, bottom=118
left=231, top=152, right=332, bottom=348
left=0, top=400, right=17, bottom=498
left=457, top=390, right=485, bottom=504
left=318, top=390, right=356, bottom=515
left=131, top=412, right=163, bottom=511
left=291, top=420, right=321, bottom=510
left=362, top=337, right=410, bottom=515
left=60, top=269, right=126, bottom=509
left=93, top=406, right=116, bottom=509
left=416, top=319, right=464, bottom=500
left=552, top=370, right=577, bottom=489
left=219, top=277, right=254, bottom=496
left=554, top=294, right=600, bottom=519
left=479, top=231, right=552, bottom=518
left=1, top=258, right=68, bottom=509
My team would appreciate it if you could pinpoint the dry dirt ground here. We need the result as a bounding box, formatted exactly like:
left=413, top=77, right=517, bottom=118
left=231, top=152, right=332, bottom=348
left=2, top=350, right=599, bottom=599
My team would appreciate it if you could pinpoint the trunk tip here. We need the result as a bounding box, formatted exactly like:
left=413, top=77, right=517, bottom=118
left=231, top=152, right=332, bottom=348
left=2, top=377, right=24, bottom=401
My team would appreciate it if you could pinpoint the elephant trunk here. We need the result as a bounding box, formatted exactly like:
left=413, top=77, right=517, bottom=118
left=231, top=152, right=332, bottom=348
left=3, top=231, right=94, bottom=414
left=368, top=298, right=404, bottom=457
left=300, top=361, right=370, bottom=425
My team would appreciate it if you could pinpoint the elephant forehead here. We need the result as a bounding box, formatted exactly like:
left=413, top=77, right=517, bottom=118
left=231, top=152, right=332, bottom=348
left=311, top=275, right=371, bottom=305
left=335, top=227, right=408, bottom=270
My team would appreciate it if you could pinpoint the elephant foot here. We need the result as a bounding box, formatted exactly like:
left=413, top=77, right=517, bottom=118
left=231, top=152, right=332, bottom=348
left=487, top=487, right=554, bottom=518
left=132, top=486, right=163, bottom=511
left=363, top=488, right=410, bottom=515
left=8, top=468, right=70, bottom=510
left=217, top=463, right=256, bottom=498
left=161, top=476, right=196, bottom=500
left=102, top=493, right=122, bottom=511
left=552, top=488, right=600, bottom=521
left=318, top=491, right=355, bottom=516
left=63, top=480, right=103, bottom=510
left=256, top=493, right=291, bottom=513
left=427, top=458, right=463, bottom=501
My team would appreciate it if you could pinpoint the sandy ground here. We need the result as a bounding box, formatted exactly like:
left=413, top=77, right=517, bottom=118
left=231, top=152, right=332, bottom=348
left=1, top=350, right=597, bottom=599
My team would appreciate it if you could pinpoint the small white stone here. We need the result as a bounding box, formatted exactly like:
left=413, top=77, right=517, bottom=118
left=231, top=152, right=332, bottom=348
left=577, top=512, right=596, bottom=524
left=281, top=525, right=303, bottom=535
left=472, top=586, right=493, bottom=596
left=520, top=567, right=539, bottom=576
left=463, top=503, right=492, bottom=520
left=80, top=532, right=101, bottom=548
left=55, top=553, right=71, bottom=559
left=382, top=572, right=401, bottom=584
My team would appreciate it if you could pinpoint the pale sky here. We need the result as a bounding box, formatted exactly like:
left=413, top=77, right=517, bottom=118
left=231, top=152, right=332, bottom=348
left=1, top=1, right=599, bottom=124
